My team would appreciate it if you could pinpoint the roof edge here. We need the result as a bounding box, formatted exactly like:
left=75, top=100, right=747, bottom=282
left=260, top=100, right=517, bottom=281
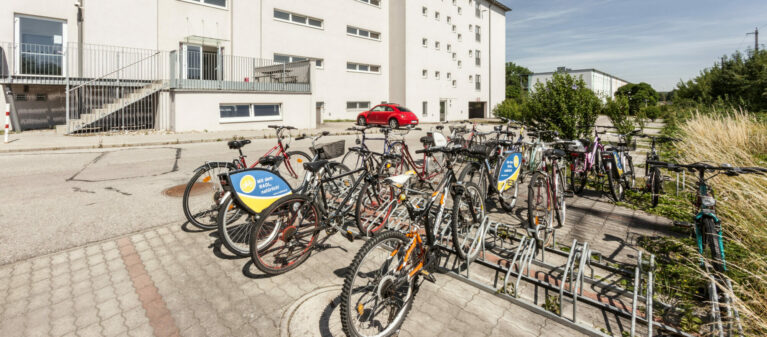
left=487, top=0, right=512, bottom=12
left=530, top=68, right=631, bottom=84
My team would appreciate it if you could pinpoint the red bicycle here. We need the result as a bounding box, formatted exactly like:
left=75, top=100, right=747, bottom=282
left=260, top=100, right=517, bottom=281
left=182, top=125, right=311, bottom=230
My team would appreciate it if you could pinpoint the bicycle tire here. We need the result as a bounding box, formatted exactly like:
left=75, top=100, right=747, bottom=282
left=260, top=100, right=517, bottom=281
left=497, top=177, right=519, bottom=212
left=624, top=156, right=635, bottom=191
left=527, top=171, right=552, bottom=230
left=571, top=157, right=588, bottom=194
left=354, top=179, right=395, bottom=236
left=182, top=162, right=236, bottom=230
left=605, top=159, right=623, bottom=201
left=651, top=167, right=662, bottom=207
left=703, top=217, right=725, bottom=272
left=554, top=166, right=566, bottom=228
left=217, top=194, right=256, bottom=257
left=342, top=150, right=365, bottom=171
left=340, top=230, right=416, bottom=337
left=249, top=194, right=320, bottom=275
left=451, top=182, right=485, bottom=261
left=457, top=162, right=488, bottom=201
left=279, top=150, right=311, bottom=188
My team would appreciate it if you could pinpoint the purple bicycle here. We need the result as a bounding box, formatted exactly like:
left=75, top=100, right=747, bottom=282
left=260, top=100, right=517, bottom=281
left=568, top=127, right=609, bottom=194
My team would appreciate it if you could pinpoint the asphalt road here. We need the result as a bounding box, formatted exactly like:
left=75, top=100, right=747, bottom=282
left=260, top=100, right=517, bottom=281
left=0, top=132, right=428, bottom=265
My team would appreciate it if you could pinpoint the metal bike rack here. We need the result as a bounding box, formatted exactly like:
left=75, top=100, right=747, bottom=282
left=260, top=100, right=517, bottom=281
left=707, top=275, right=744, bottom=337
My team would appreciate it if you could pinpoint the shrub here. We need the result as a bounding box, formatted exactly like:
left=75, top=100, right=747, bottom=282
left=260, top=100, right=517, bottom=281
left=492, top=99, right=526, bottom=121
left=643, top=106, right=662, bottom=121
left=524, top=73, right=602, bottom=139
left=603, top=96, right=637, bottom=139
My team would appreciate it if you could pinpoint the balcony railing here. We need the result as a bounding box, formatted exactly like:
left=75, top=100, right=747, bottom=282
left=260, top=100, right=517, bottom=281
left=0, top=41, right=311, bottom=93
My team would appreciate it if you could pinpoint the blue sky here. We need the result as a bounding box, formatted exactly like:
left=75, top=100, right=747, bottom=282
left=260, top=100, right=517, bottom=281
left=501, top=0, right=767, bottom=91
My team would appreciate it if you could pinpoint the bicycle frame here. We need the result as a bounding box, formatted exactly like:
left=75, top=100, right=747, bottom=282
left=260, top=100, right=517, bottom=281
left=691, top=171, right=726, bottom=271
left=394, top=141, right=445, bottom=182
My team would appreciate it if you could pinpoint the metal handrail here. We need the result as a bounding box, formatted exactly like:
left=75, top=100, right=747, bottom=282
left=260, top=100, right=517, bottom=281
left=67, top=51, right=160, bottom=93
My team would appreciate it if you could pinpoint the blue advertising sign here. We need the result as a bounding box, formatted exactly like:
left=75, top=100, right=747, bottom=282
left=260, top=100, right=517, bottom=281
left=228, top=168, right=292, bottom=214
left=496, top=152, right=523, bottom=192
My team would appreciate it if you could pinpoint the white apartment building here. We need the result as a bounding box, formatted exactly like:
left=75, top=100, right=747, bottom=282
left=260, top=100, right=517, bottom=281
left=0, top=0, right=509, bottom=133
left=528, top=68, right=630, bottom=102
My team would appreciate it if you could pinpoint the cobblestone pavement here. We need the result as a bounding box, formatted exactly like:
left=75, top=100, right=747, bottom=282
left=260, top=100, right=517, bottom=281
left=0, top=188, right=676, bottom=337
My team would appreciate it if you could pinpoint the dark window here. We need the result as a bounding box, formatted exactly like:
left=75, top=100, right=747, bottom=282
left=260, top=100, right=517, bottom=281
left=220, top=105, right=250, bottom=118
left=397, top=106, right=412, bottom=113
left=253, top=104, right=280, bottom=117
left=274, top=10, right=290, bottom=20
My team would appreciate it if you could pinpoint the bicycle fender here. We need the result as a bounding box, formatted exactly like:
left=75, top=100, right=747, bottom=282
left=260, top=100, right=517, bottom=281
left=694, top=212, right=720, bottom=223
left=193, top=161, right=232, bottom=173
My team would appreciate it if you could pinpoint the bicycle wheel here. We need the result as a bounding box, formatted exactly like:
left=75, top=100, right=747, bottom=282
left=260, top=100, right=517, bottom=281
left=703, top=218, right=725, bottom=272
left=571, top=156, right=588, bottom=194
left=182, top=162, right=235, bottom=230
left=279, top=150, right=311, bottom=188
left=217, top=194, right=256, bottom=257
left=527, top=171, right=553, bottom=230
left=650, top=167, right=662, bottom=207
left=624, top=156, right=635, bottom=191
left=497, top=177, right=519, bottom=212
left=342, top=150, right=365, bottom=171
left=458, top=162, right=488, bottom=201
left=355, top=179, right=396, bottom=236
left=553, top=167, right=566, bottom=228
left=250, top=194, right=321, bottom=275
left=451, top=182, right=486, bottom=261
left=605, top=159, right=624, bottom=201
left=340, top=231, right=416, bottom=337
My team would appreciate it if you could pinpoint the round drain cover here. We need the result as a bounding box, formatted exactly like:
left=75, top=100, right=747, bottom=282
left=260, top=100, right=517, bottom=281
left=280, top=286, right=344, bottom=337
left=162, top=182, right=212, bottom=197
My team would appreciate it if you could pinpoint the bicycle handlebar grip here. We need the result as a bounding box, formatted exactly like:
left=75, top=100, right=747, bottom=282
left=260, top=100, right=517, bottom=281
left=415, top=149, right=426, bottom=154
left=321, top=131, right=330, bottom=136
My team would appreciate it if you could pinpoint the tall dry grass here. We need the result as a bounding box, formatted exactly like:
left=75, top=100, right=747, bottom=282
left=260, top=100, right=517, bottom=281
left=675, top=110, right=767, bottom=333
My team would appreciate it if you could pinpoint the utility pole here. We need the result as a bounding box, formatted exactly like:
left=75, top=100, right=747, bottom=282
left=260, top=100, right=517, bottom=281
left=747, top=27, right=759, bottom=53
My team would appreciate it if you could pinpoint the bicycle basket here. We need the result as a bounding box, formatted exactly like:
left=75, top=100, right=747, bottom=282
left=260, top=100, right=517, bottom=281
left=567, top=140, right=587, bottom=153
left=312, top=140, right=346, bottom=160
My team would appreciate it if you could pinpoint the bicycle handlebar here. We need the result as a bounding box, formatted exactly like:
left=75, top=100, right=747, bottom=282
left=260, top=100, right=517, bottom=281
left=647, top=160, right=767, bottom=175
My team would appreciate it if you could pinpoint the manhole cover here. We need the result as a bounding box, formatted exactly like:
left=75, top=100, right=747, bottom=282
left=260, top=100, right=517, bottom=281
left=280, top=285, right=344, bottom=337
left=162, top=182, right=212, bottom=197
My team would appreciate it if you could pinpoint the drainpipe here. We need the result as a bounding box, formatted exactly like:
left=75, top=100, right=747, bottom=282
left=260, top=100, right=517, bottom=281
left=488, top=5, right=491, bottom=118
left=75, top=0, right=83, bottom=78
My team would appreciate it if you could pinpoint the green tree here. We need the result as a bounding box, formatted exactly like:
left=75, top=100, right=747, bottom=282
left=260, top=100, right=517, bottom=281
left=603, top=96, right=638, bottom=141
left=524, top=73, right=602, bottom=139
left=615, top=82, right=659, bottom=115
left=505, top=62, right=532, bottom=102
left=492, top=99, right=526, bottom=121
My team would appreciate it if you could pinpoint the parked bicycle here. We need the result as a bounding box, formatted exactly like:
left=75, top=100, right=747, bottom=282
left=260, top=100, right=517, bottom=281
left=602, top=130, right=640, bottom=201
left=647, top=160, right=766, bottom=272
left=636, top=134, right=679, bottom=207
left=182, top=125, right=310, bottom=230
left=339, top=146, right=487, bottom=337
left=527, top=145, right=570, bottom=247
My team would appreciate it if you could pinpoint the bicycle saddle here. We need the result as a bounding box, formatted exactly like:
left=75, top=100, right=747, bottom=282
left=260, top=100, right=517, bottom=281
left=435, top=125, right=444, bottom=130
left=384, top=171, right=416, bottom=188
left=227, top=139, right=251, bottom=149
left=258, top=155, right=284, bottom=167
left=303, top=160, right=329, bottom=173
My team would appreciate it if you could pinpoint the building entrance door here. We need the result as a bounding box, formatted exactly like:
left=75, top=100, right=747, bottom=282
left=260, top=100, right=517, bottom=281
left=468, top=102, right=486, bottom=119
left=439, top=100, right=447, bottom=122
left=316, top=101, right=324, bottom=126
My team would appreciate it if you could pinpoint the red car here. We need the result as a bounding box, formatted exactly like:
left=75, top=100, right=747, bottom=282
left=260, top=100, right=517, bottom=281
left=357, top=103, right=419, bottom=129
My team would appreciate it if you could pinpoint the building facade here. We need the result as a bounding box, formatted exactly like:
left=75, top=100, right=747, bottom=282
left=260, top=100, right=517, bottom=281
left=528, top=68, right=629, bottom=102
left=0, top=0, right=509, bottom=133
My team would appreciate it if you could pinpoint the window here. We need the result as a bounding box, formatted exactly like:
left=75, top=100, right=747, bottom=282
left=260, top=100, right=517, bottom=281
left=469, top=50, right=473, bottom=57
left=458, top=60, right=462, bottom=68
left=35, top=93, right=47, bottom=101
left=452, top=52, right=456, bottom=60
left=435, top=71, right=440, bottom=79
left=347, top=62, right=381, bottom=73
left=447, top=44, right=452, bottom=52
left=447, top=16, right=452, bottom=24
left=356, top=0, right=381, bottom=6
left=452, top=25, right=456, bottom=32
left=422, top=101, right=428, bottom=117
left=315, top=59, right=323, bottom=68
left=475, top=74, right=481, bottom=90
left=475, top=26, right=481, bottom=42
left=458, top=33, right=462, bottom=41
left=422, top=38, right=428, bottom=47
left=476, top=2, right=482, bottom=18
left=447, top=72, right=452, bottom=80
left=469, top=24, right=473, bottom=32
left=453, top=0, right=457, bottom=5
left=220, top=104, right=281, bottom=122
left=15, top=94, right=27, bottom=101
left=435, top=12, right=440, bottom=21
left=185, top=0, right=227, bottom=8
left=422, top=69, right=428, bottom=78
left=435, top=41, right=440, bottom=50
left=422, top=6, right=428, bottom=16
left=452, top=80, right=457, bottom=87
left=347, top=26, right=381, bottom=40
left=274, top=9, right=323, bottom=28
left=347, top=101, right=371, bottom=110
left=17, top=16, right=65, bottom=76
left=469, top=75, right=473, bottom=82
left=274, top=53, right=323, bottom=68
left=458, top=7, right=462, bottom=15
left=475, top=50, right=481, bottom=66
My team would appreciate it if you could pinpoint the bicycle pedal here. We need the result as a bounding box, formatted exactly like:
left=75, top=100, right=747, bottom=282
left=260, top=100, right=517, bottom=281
left=342, top=230, right=359, bottom=242
left=673, top=221, right=693, bottom=228
left=420, top=270, right=437, bottom=283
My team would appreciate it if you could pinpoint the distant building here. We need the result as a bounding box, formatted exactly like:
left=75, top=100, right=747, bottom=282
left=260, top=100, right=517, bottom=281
left=527, top=67, right=630, bottom=102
